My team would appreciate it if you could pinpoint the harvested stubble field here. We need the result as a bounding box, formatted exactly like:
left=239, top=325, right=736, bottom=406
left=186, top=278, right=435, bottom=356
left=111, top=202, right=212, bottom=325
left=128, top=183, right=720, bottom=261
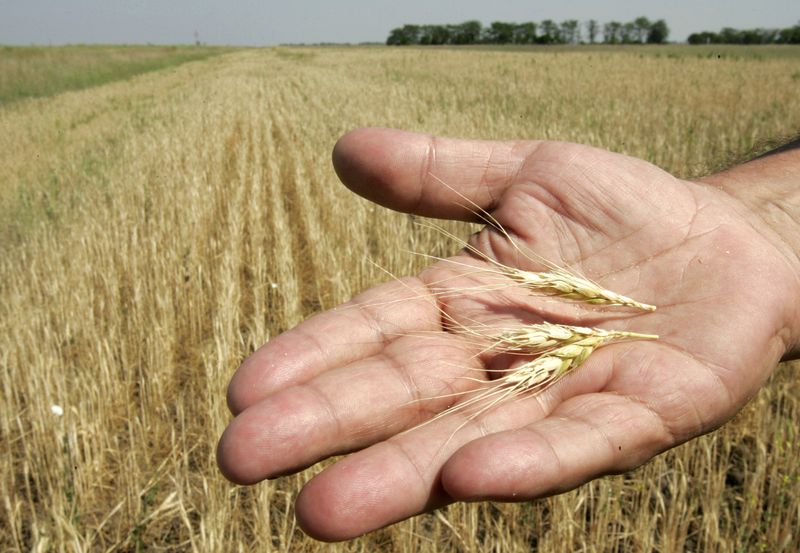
left=1, top=44, right=799, bottom=551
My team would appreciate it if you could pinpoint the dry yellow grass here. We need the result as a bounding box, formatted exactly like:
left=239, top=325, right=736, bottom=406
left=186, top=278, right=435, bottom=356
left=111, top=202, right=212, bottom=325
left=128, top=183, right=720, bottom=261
left=1, top=45, right=799, bottom=551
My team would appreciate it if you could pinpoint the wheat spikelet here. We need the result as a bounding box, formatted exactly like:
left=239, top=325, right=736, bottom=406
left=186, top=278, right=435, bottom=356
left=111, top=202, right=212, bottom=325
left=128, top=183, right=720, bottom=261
left=498, top=325, right=658, bottom=389
left=485, top=322, right=658, bottom=355
left=504, top=266, right=657, bottom=311
left=422, top=173, right=657, bottom=312
left=410, top=324, right=658, bottom=440
left=412, top=221, right=657, bottom=312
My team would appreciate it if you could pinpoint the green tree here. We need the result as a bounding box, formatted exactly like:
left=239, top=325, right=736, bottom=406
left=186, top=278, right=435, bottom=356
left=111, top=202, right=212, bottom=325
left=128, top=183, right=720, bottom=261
left=386, top=24, right=422, bottom=45
left=633, top=16, right=651, bottom=43
left=539, top=19, right=560, bottom=44
left=429, top=25, right=452, bottom=45
left=386, top=28, right=405, bottom=45
left=688, top=31, right=718, bottom=45
left=485, top=21, right=516, bottom=44
left=560, top=20, right=580, bottom=44
left=513, top=22, right=538, bottom=44
left=387, top=17, right=675, bottom=47
left=418, top=25, right=452, bottom=45
left=452, top=20, right=482, bottom=44
left=778, top=23, right=800, bottom=44
left=603, top=21, right=621, bottom=44
left=719, top=27, right=742, bottom=43
left=752, top=28, right=778, bottom=43
left=621, top=22, right=636, bottom=43
left=586, top=19, right=599, bottom=44
left=647, top=19, right=670, bottom=44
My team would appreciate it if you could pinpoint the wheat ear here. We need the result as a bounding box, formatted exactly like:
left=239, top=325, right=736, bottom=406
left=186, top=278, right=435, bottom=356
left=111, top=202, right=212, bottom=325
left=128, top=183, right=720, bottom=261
left=406, top=324, right=657, bottom=441
left=503, top=266, right=656, bottom=311
left=423, top=173, right=657, bottom=312
left=498, top=326, right=658, bottom=388
left=482, top=322, right=658, bottom=355
left=416, top=221, right=656, bottom=312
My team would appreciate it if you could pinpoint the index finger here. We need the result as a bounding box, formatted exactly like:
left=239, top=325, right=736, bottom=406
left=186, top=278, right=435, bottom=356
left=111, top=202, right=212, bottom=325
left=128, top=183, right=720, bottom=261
left=226, top=276, right=440, bottom=414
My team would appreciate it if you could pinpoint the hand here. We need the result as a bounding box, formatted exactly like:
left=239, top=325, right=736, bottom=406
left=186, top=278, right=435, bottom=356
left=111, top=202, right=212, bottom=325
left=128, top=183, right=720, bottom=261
left=216, top=128, right=800, bottom=541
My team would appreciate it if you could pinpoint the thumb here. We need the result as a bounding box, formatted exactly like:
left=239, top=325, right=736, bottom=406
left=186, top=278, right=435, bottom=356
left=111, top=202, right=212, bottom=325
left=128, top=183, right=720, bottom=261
left=332, top=127, right=540, bottom=221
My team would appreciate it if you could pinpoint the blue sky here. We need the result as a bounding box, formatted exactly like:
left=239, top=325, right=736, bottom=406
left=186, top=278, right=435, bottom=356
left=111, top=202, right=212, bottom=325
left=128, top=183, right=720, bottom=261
left=1, top=1, right=798, bottom=45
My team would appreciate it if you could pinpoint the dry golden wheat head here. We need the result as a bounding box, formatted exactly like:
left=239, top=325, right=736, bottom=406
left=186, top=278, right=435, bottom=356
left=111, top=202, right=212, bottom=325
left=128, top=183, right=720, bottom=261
left=506, top=267, right=657, bottom=311
left=487, top=322, right=658, bottom=355
left=500, top=325, right=658, bottom=390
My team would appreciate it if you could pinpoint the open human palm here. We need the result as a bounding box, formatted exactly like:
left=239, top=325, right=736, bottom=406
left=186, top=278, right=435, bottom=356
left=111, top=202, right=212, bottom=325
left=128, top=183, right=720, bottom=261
left=217, top=128, right=799, bottom=541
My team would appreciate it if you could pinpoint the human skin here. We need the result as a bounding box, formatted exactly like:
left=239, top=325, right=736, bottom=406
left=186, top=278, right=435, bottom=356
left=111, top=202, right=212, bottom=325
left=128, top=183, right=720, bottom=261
left=216, top=127, right=800, bottom=541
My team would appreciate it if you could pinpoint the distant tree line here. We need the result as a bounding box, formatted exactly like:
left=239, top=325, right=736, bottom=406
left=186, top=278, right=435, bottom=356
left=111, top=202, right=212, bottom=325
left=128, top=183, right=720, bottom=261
left=688, top=23, right=800, bottom=44
left=386, top=17, right=669, bottom=46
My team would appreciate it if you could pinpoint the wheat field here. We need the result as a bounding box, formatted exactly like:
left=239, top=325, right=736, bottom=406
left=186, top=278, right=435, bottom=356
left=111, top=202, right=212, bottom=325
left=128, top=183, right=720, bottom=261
left=1, top=45, right=799, bottom=551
